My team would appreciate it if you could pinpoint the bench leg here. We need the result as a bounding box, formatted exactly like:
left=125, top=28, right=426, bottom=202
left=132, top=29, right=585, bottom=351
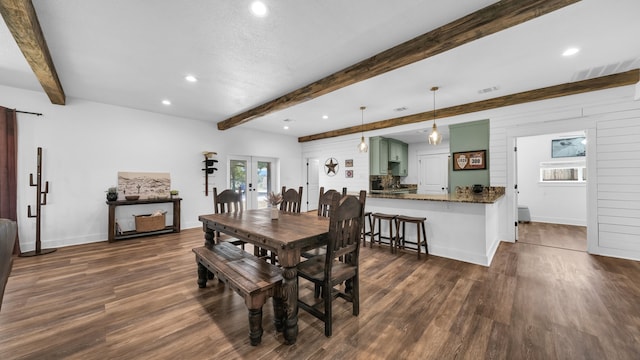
left=197, top=262, right=208, bottom=288
left=248, top=308, right=263, bottom=346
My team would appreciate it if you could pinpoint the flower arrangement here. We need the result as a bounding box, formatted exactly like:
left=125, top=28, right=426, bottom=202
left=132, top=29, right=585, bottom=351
left=267, top=192, right=282, bottom=207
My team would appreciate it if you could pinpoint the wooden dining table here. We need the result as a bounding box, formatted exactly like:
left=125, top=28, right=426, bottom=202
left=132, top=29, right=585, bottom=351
left=198, top=209, right=329, bottom=345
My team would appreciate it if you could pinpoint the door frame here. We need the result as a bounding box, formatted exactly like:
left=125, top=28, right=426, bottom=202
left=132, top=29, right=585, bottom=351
left=505, top=118, right=595, bottom=252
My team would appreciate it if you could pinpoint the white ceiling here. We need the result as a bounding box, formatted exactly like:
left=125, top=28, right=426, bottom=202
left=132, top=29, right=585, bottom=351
left=1, top=0, right=639, bottom=144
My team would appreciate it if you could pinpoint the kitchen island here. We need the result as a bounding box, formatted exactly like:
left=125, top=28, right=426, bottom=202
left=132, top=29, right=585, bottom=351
left=365, top=188, right=506, bottom=266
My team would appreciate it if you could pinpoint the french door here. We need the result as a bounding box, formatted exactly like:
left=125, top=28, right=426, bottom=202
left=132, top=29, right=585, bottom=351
left=228, top=156, right=278, bottom=210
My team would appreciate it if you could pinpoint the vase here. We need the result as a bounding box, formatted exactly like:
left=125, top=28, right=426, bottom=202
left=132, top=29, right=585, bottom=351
left=106, top=192, right=118, bottom=201
left=270, top=207, right=279, bottom=220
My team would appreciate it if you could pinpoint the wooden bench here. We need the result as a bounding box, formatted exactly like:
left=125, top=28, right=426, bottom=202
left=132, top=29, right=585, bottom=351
left=192, top=242, right=283, bottom=346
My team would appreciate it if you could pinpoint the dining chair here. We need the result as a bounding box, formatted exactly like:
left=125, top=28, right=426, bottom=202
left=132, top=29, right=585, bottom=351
left=280, top=186, right=303, bottom=213
left=316, top=187, right=347, bottom=217
left=213, top=188, right=246, bottom=249
left=302, top=187, right=347, bottom=260
left=297, top=190, right=366, bottom=337
left=257, top=186, right=305, bottom=264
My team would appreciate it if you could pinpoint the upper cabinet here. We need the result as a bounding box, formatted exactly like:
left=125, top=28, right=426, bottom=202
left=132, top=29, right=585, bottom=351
left=370, top=137, right=389, bottom=176
left=370, top=137, right=408, bottom=176
left=388, top=139, right=403, bottom=163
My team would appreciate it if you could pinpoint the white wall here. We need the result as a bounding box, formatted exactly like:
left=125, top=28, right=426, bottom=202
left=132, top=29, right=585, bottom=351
left=517, top=132, right=587, bottom=226
left=301, top=136, right=371, bottom=198
left=1, top=85, right=302, bottom=251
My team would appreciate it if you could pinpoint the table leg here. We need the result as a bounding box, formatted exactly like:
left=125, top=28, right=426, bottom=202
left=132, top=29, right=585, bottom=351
left=204, top=228, right=214, bottom=248
left=281, top=266, right=298, bottom=344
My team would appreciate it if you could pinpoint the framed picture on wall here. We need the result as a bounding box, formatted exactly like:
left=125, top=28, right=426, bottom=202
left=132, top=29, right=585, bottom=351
left=345, top=170, right=353, bottom=178
left=453, top=150, right=486, bottom=171
left=345, top=159, right=353, bottom=167
left=551, top=137, right=586, bottom=158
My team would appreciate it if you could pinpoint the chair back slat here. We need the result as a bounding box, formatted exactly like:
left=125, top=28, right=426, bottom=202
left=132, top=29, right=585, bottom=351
left=280, top=186, right=303, bottom=213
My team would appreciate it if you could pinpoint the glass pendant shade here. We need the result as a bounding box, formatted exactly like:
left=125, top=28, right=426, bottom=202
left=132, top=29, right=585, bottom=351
left=357, top=106, right=368, bottom=152
left=428, top=122, right=442, bottom=145
left=358, top=136, right=368, bottom=152
left=428, top=86, right=442, bottom=145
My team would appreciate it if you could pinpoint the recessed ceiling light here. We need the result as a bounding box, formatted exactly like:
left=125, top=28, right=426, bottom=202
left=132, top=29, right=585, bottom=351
left=250, top=1, right=268, bottom=17
left=283, top=125, right=289, bottom=130
left=322, top=115, right=328, bottom=119
left=563, top=47, right=580, bottom=57
left=185, top=75, right=197, bottom=82
left=162, top=99, right=171, bottom=105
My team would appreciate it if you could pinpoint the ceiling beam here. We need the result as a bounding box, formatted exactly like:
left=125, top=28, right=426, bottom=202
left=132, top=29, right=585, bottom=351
left=0, top=0, right=65, bottom=105
left=298, top=69, right=640, bottom=142
left=217, top=0, right=580, bottom=130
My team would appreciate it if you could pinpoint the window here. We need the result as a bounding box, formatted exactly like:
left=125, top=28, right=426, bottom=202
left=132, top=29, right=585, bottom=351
left=539, top=160, right=586, bottom=183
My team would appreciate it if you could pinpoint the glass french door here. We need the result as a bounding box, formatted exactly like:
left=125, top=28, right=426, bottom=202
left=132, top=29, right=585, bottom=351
left=228, top=156, right=277, bottom=210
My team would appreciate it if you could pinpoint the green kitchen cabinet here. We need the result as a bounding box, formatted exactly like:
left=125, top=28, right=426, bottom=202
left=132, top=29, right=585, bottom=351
left=370, top=136, right=389, bottom=176
left=388, top=139, right=408, bottom=176
left=388, top=139, right=403, bottom=163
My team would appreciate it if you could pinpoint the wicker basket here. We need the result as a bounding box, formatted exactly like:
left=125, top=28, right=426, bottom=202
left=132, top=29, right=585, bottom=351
left=134, top=213, right=166, bottom=232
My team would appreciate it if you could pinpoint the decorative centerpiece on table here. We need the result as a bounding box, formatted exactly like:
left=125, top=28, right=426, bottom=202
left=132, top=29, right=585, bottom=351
left=267, top=192, right=282, bottom=220
left=106, top=186, right=118, bottom=201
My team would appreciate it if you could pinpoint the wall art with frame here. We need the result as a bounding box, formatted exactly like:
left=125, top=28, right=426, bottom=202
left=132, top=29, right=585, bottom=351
left=452, top=150, right=486, bottom=171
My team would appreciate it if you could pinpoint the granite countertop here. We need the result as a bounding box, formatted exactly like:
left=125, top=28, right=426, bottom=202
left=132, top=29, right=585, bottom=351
left=367, top=187, right=505, bottom=204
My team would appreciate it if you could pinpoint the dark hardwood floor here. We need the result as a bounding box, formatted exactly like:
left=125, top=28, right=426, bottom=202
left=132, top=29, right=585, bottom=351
left=1, top=227, right=639, bottom=359
left=518, top=221, right=587, bottom=251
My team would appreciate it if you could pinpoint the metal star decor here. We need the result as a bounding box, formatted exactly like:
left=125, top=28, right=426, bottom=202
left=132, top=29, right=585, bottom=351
left=325, top=157, right=338, bottom=176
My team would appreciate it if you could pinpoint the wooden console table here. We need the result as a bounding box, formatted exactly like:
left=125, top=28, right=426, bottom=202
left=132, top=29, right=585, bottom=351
left=107, top=198, right=181, bottom=242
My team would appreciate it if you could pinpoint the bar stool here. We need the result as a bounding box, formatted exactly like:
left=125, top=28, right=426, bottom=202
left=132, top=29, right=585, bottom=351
left=371, top=213, right=397, bottom=253
left=395, top=215, right=428, bottom=259
left=361, top=211, right=373, bottom=246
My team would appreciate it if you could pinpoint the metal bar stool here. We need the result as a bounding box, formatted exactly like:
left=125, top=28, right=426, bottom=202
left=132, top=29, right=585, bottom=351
left=361, top=211, right=373, bottom=246
left=395, top=215, right=428, bottom=259
left=371, top=213, right=397, bottom=253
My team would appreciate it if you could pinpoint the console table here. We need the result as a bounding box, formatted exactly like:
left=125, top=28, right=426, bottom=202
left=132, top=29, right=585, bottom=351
left=106, top=198, right=181, bottom=242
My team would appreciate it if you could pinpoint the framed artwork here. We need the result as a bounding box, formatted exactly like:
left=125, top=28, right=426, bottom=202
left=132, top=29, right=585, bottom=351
left=345, top=159, right=353, bottom=167
left=345, top=170, right=353, bottom=178
left=453, top=150, right=486, bottom=171
left=325, top=157, right=339, bottom=176
left=551, top=137, right=586, bottom=158
left=118, top=171, right=171, bottom=198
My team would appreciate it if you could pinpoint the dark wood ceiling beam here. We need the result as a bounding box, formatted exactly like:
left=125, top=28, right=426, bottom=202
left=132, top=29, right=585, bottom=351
left=298, top=69, right=640, bottom=142
left=0, top=0, right=65, bottom=105
left=217, top=0, right=580, bottom=130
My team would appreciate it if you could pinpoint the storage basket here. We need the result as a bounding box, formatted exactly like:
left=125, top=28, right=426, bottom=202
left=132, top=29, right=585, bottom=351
left=134, top=212, right=166, bottom=232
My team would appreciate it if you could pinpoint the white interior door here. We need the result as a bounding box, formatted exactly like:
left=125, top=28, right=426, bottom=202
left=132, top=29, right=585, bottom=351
left=306, top=158, right=320, bottom=212
left=418, top=153, right=449, bottom=194
left=228, top=156, right=278, bottom=209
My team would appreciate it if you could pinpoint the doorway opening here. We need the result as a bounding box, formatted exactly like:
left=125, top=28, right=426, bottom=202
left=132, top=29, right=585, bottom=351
left=515, top=131, right=587, bottom=251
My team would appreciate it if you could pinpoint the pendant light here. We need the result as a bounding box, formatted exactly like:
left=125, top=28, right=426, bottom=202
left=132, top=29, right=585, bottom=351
left=428, top=86, right=442, bottom=145
left=358, top=106, right=368, bottom=152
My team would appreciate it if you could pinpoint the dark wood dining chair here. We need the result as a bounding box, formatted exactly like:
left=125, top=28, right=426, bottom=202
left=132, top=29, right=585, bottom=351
left=302, top=187, right=347, bottom=260
left=297, top=190, right=366, bottom=337
left=317, top=187, right=347, bottom=218
left=257, top=186, right=305, bottom=264
left=213, top=188, right=246, bottom=249
left=280, top=186, right=303, bottom=213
